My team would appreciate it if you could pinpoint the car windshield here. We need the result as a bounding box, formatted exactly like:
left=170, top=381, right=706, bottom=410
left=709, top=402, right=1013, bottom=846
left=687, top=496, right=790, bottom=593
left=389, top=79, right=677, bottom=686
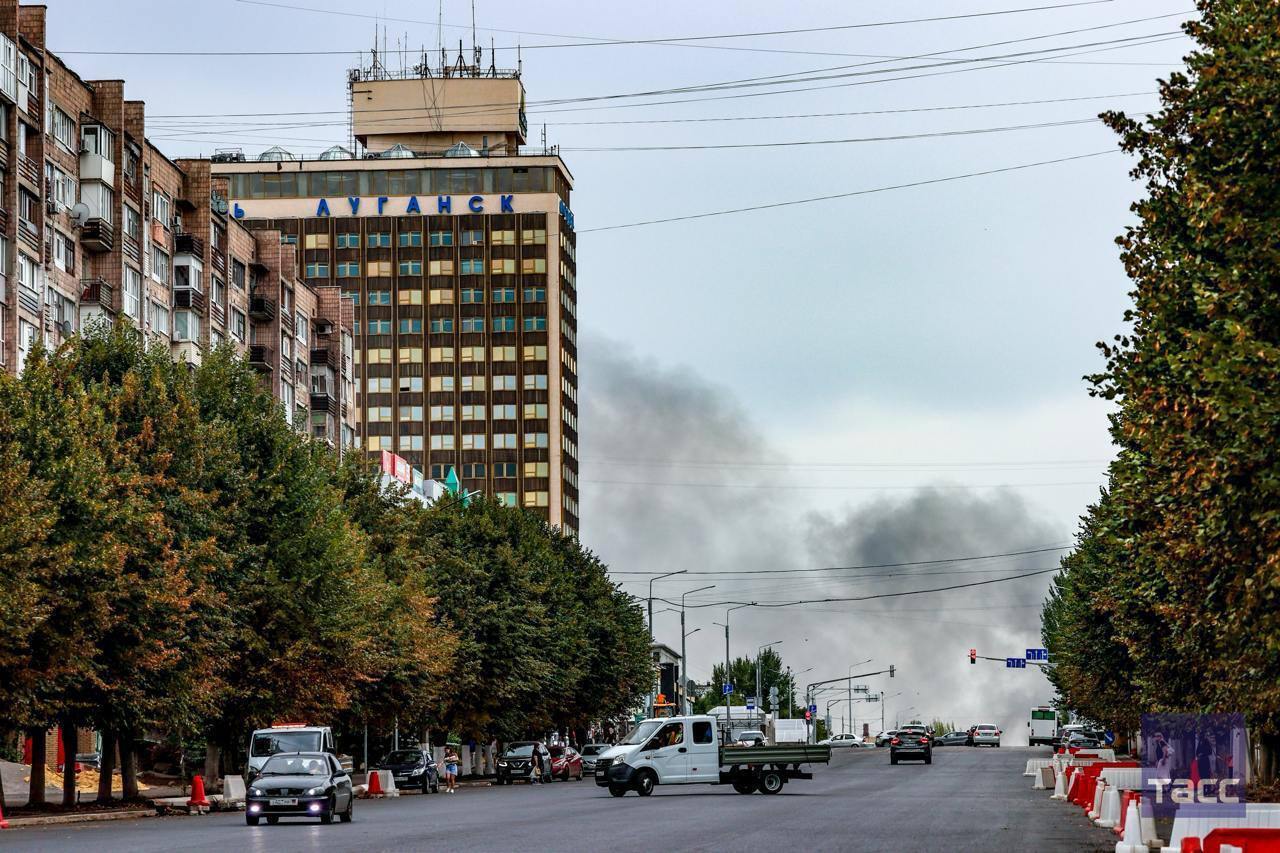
left=581, top=745, right=605, bottom=756
left=383, top=750, right=423, bottom=764
left=977, top=725, right=998, bottom=732
left=620, top=722, right=663, bottom=746
left=252, top=731, right=321, bottom=757
left=260, top=754, right=328, bottom=776
left=505, top=744, right=535, bottom=757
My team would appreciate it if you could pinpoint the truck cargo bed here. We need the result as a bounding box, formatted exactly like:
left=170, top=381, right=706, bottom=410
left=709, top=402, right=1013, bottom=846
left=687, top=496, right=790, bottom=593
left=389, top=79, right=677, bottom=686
left=718, top=744, right=832, bottom=766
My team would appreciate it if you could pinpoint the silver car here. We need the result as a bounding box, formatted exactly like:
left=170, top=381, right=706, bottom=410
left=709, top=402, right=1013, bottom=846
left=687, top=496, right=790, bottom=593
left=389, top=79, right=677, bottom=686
left=972, top=724, right=1001, bottom=747
left=578, top=743, right=611, bottom=773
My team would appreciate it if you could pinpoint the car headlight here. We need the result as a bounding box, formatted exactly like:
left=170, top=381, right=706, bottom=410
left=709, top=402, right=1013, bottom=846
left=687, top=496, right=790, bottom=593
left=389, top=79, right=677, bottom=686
left=249, top=787, right=265, bottom=797
left=410, top=767, right=424, bottom=775
left=497, top=760, right=508, bottom=767
left=305, top=786, right=326, bottom=796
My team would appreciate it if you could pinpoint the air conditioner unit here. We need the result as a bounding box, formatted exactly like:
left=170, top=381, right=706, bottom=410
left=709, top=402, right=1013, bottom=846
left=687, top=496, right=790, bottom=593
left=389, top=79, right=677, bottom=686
left=171, top=214, right=182, bottom=230
left=45, top=198, right=57, bottom=214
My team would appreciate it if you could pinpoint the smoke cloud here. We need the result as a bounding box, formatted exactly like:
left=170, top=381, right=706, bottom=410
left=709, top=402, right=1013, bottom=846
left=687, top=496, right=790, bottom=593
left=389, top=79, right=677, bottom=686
left=580, top=335, right=1070, bottom=743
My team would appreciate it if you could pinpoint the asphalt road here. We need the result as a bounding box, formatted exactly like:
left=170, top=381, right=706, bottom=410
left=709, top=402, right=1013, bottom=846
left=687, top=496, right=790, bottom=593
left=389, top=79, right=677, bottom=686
left=3, top=746, right=1116, bottom=852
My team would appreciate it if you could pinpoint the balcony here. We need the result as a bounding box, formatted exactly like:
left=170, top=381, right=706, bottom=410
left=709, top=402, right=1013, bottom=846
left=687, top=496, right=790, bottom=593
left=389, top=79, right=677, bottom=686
left=82, top=218, right=114, bottom=253
left=249, top=294, right=276, bottom=322
left=279, top=310, right=294, bottom=336
left=211, top=246, right=227, bottom=274
left=175, top=231, right=205, bottom=257
left=248, top=344, right=274, bottom=371
left=173, top=288, right=207, bottom=312
left=311, top=346, right=337, bottom=369
left=17, top=217, right=39, bottom=253
left=0, top=205, right=8, bottom=233
left=17, top=153, right=38, bottom=189
left=80, top=278, right=115, bottom=313
left=310, top=390, right=338, bottom=415
left=122, top=235, right=141, bottom=264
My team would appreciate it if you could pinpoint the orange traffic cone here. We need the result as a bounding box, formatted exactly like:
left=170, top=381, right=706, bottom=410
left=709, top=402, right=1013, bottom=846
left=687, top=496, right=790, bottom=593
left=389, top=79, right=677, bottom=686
left=0, top=799, right=10, bottom=829
left=367, top=769, right=383, bottom=797
left=188, top=774, right=210, bottom=809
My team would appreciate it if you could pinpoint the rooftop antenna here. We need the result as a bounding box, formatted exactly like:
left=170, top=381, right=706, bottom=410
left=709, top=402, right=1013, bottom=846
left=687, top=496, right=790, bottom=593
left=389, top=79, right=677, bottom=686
left=471, top=0, right=481, bottom=71
left=488, top=38, right=496, bottom=77
left=517, top=44, right=522, bottom=76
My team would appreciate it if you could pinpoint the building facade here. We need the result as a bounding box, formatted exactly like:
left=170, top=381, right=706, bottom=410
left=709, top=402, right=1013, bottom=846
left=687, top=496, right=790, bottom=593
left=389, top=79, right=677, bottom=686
left=215, top=61, right=580, bottom=532
left=0, top=0, right=357, bottom=451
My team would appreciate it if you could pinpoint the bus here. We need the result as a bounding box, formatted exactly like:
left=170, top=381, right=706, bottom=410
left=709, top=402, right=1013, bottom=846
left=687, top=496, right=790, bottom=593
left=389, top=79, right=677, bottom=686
left=1028, top=706, right=1057, bottom=746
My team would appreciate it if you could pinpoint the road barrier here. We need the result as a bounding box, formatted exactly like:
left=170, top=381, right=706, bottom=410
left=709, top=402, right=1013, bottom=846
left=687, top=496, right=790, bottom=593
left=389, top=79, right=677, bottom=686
left=187, top=775, right=210, bottom=812
left=1161, top=804, right=1280, bottom=853
left=1025, top=758, right=1053, bottom=777
left=1052, top=763, right=1069, bottom=800
left=1097, top=783, right=1122, bottom=828
left=1116, top=797, right=1150, bottom=853
left=1035, top=766, right=1055, bottom=790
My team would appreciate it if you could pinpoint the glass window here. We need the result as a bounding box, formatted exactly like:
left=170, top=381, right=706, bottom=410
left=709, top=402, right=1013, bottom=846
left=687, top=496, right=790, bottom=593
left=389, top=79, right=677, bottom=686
left=427, top=376, right=452, bottom=392
left=461, top=317, right=484, bottom=333
left=460, top=288, right=483, bottom=304
left=398, top=230, right=422, bottom=247
left=426, top=289, right=450, bottom=305
left=524, top=316, right=547, bottom=332
left=173, top=310, right=199, bottom=342
left=429, top=231, right=453, bottom=247
left=460, top=230, right=484, bottom=246
left=122, top=266, right=141, bottom=320
left=399, top=318, right=422, bottom=334
left=460, top=375, right=486, bottom=392
left=493, top=288, right=515, bottom=303
left=430, top=318, right=453, bottom=333
left=493, top=316, right=516, bottom=332
left=398, top=260, right=422, bottom=275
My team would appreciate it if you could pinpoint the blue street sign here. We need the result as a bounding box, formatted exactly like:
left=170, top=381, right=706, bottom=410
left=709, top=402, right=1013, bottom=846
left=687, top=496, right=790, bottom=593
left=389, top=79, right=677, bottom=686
left=746, top=697, right=756, bottom=711
left=1006, top=658, right=1027, bottom=669
left=1104, top=731, right=1116, bottom=745
left=808, top=703, right=818, bottom=715
left=723, top=683, right=733, bottom=695
left=1026, top=648, right=1048, bottom=661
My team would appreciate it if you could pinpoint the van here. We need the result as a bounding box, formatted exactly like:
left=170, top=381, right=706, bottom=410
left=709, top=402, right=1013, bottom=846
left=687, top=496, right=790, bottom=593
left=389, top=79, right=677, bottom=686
left=246, top=724, right=335, bottom=781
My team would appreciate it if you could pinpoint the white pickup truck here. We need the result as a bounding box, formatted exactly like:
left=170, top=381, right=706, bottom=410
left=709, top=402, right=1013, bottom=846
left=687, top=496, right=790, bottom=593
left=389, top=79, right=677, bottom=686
left=594, top=715, right=831, bottom=797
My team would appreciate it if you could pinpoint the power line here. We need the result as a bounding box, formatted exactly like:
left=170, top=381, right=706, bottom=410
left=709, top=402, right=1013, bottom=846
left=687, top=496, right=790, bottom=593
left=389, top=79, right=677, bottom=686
left=583, top=456, right=1111, bottom=470
left=654, top=567, right=1061, bottom=609
left=578, top=148, right=1119, bottom=233
left=609, top=545, right=1072, bottom=576
left=584, top=478, right=1103, bottom=490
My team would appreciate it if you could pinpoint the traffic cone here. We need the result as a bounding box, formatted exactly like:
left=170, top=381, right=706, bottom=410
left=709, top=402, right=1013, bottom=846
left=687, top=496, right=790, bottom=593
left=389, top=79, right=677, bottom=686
left=187, top=774, right=210, bottom=809
left=366, top=769, right=383, bottom=797
left=1115, top=796, right=1144, bottom=853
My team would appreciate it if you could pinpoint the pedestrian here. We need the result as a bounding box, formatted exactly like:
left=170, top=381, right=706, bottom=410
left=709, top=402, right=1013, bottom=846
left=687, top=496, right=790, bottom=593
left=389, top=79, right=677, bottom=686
left=444, top=745, right=459, bottom=794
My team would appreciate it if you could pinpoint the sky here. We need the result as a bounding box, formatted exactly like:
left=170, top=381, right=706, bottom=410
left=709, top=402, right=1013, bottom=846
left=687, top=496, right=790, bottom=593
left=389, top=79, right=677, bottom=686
left=47, top=0, right=1197, bottom=740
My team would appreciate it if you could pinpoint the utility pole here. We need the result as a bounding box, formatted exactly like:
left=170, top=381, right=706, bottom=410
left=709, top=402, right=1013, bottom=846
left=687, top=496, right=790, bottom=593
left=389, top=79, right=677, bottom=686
left=680, top=585, right=714, bottom=714
left=715, top=603, right=755, bottom=731
left=646, top=570, right=686, bottom=716
left=756, top=641, right=782, bottom=723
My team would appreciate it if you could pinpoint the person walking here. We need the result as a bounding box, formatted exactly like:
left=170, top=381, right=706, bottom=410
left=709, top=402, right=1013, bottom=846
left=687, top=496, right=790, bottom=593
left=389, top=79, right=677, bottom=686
left=444, top=745, right=459, bottom=794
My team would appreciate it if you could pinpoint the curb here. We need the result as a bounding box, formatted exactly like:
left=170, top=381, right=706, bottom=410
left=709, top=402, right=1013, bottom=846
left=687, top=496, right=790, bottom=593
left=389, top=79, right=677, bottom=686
left=4, top=808, right=155, bottom=828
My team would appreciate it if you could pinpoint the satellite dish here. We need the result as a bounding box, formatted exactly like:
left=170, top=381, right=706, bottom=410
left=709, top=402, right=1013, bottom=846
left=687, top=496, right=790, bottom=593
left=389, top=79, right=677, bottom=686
left=69, top=203, right=90, bottom=227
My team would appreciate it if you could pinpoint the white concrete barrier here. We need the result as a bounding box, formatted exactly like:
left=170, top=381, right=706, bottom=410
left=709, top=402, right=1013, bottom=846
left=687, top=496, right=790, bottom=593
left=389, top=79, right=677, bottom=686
left=1097, top=783, right=1121, bottom=828
left=1099, top=767, right=1143, bottom=792
left=1089, top=779, right=1107, bottom=820
left=1161, top=803, right=1280, bottom=853
left=223, top=775, right=246, bottom=804
left=1051, top=765, right=1068, bottom=800
left=1034, top=766, right=1054, bottom=790
left=1025, top=758, right=1052, bottom=777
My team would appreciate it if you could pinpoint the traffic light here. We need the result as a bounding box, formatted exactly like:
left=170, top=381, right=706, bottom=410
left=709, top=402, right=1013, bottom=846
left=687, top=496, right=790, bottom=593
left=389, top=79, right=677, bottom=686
left=804, top=709, right=812, bottom=721
left=889, top=665, right=895, bottom=678
left=970, top=648, right=977, bottom=665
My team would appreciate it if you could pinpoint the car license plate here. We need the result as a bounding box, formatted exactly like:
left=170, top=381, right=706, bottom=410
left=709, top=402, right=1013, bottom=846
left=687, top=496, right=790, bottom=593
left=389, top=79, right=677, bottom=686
left=394, top=775, right=407, bottom=781
left=270, top=798, right=297, bottom=806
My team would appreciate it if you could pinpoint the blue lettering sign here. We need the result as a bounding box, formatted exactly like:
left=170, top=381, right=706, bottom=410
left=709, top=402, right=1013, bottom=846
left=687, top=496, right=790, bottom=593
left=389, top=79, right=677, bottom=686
left=232, top=203, right=245, bottom=219
left=377, top=196, right=388, bottom=214
left=347, top=197, right=360, bottom=214
left=437, top=195, right=452, bottom=214
left=468, top=195, right=484, bottom=213
left=315, top=198, right=330, bottom=217
left=558, top=199, right=574, bottom=229
left=500, top=194, right=514, bottom=213
left=406, top=195, right=421, bottom=214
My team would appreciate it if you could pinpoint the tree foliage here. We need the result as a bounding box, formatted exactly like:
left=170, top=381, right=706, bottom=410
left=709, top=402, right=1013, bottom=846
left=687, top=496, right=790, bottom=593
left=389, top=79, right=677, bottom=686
left=1043, top=0, right=1280, bottom=777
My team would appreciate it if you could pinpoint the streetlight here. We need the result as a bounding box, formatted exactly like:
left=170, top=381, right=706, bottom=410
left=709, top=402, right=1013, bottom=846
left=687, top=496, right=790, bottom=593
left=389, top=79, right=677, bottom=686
left=786, top=666, right=812, bottom=719
left=756, top=640, right=783, bottom=720
left=679, top=585, right=715, bottom=714
left=714, top=602, right=756, bottom=727
left=646, top=571, right=687, bottom=716
left=847, top=661, right=871, bottom=735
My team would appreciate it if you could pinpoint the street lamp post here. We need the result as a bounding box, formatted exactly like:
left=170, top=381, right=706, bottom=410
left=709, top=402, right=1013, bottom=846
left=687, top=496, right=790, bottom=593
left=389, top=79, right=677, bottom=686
left=787, top=667, right=812, bottom=719
left=680, top=585, right=715, bottom=714
left=714, top=603, right=756, bottom=728
left=756, top=641, right=783, bottom=720
left=646, top=570, right=687, bottom=716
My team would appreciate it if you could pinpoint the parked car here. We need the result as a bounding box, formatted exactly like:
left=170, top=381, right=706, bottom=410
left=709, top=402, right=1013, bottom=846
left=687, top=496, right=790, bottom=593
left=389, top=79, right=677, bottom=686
left=245, top=751, right=354, bottom=825
left=731, top=729, right=767, bottom=746
left=819, top=733, right=865, bottom=748
left=375, top=748, right=439, bottom=793
left=853, top=740, right=878, bottom=749
left=549, top=746, right=583, bottom=780
left=495, top=741, right=550, bottom=784
left=579, top=743, right=611, bottom=774
left=875, top=730, right=898, bottom=747
left=1065, top=734, right=1102, bottom=749
left=972, top=724, right=1002, bottom=747
left=935, top=731, right=973, bottom=746
left=889, top=725, right=932, bottom=765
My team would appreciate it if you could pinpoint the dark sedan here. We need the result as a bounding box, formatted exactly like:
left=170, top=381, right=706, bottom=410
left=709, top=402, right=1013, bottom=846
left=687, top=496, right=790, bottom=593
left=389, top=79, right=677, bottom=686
left=889, top=726, right=933, bottom=764
left=496, top=741, right=550, bottom=784
left=935, top=731, right=973, bottom=746
left=375, top=748, right=439, bottom=793
left=246, top=752, right=354, bottom=825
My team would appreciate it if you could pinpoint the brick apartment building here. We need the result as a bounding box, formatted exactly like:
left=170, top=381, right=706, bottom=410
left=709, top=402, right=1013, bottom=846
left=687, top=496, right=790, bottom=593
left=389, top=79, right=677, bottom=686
left=0, top=0, right=358, bottom=449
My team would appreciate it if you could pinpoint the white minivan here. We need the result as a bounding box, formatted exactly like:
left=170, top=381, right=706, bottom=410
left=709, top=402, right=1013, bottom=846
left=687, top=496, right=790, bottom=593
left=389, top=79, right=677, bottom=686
left=247, top=724, right=336, bottom=781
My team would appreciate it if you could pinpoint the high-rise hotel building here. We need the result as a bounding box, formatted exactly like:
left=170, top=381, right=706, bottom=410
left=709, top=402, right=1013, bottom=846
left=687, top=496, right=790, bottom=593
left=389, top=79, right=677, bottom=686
left=215, top=60, right=579, bottom=532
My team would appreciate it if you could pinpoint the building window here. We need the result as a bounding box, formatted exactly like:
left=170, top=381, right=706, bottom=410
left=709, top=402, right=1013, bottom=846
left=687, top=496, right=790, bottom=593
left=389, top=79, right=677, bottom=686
left=17, top=318, right=36, bottom=373
left=460, top=258, right=484, bottom=275
left=232, top=308, right=246, bottom=341
left=523, top=491, right=549, bottom=508
left=124, top=205, right=142, bottom=241
left=492, top=374, right=517, bottom=391
left=49, top=106, right=76, bottom=152
left=122, top=266, right=142, bottom=320
left=335, top=232, right=358, bottom=248
left=365, top=319, right=391, bottom=335
left=461, top=405, right=485, bottom=420
left=521, top=228, right=547, bottom=245
left=304, top=233, right=331, bottom=249
left=494, top=463, right=517, bottom=478
left=400, top=288, right=425, bottom=305
left=306, top=262, right=330, bottom=278
left=428, top=259, right=455, bottom=276
left=492, top=288, right=515, bottom=303
left=460, top=288, right=483, bottom=304
left=425, top=289, right=450, bottom=305
left=523, top=287, right=546, bottom=302
left=429, top=346, right=454, bottom=363
left=295, top=311, right=307, bottom=345
left=493, top=316, right=516, bottom=333
left=151, top=188, right=170, bottom=226
left=337, top=261, right=360, bottom=277
left=211, top=276, right=226, bottom=308
left=430, top=434, right=456, bottom=451
left=523, top=316, right=547, bottom=332
left=398, top=405, right=423, bottom=421
left=398, top=231, right=422, bottom=247
left=52, top=231, right=75, bottom=273
left=496, top=492, right=517, bottom=507
left=490, top=258, right=516, bottom=275
left=523, top=345, right=548, bottom=361
left=460, top=346, right=485, bottom=363
left=173, top=310, right=199, bottom=342
left=429, top=231, right=453, bottom=247
left=460, top=317, right=484, bottom=333
left=459, top=230, right=484, bottom=246
left=151, top=246, right=171, bottom=284
left=368, top=290, right=391, bottom=305
left=232, top=259, right=247, bottom=289
left=430, top=317, right=453, bottom=333
left=491, top=229, right=515, bottom=246
left=399, top=318, right=422, bottom=334
left=430, top=405, right=455, bottom=421
left=493, top=404, right=517, bottom=420
left=367, top=232, right=390, bottom=247
left=460, top=375, right=486, bottom=392
left=368, top=260, right=393, bottom=277
left=150, top=301, right=170, bottom=336
left=17, top=252, right=39, bottom=296
left=399, top=435, right=424, bottom=451
left=81, top=124, right=114, bottom=161
left=524, top=432, right=549, bottom=449
left=398, top=260, right=422, bottom=275
left=523, top=403, right=548, bottom=419
left=425, top=376, right=450, bottom=392
left=461, top=434, right=486, bottom=450
left=493, top=433, right=517, bottom=449
left=462, top=463, right=486, bottom=478
left=174, top=260, right=200, bottom=291
left=491, top=346, right=515, bottom=361
left=521, top=258, right=547, bottom=275
left=524, top=461, right=549, bottom=478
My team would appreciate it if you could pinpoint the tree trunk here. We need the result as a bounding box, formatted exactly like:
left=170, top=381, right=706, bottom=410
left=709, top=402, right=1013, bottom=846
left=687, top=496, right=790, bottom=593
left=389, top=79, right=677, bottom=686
left=1258, top=731, right=1280, bottom=786
left=28, top=729, right=46, bottom=806
left=96, top=729, right=116, bottom=805
left=120, top=733, right=139, bottom=801
left=203, top=743, right=221, bottom=790
left=61, top=723, right=77, bottom=807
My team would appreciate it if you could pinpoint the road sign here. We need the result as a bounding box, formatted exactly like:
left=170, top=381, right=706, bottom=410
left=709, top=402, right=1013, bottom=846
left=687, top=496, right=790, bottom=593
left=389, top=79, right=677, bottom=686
left=723, top=683, right=733, bottom=695
left=746, top=696, right=756, bottom=711
left=1005, top=657, right=1027, bottom=669
left=1104, top=731, right=1116, bottom=745
left=808, top=703, right=818, bottom=715
left=1026, top=648, right=1048, bottom=661
left=865, top=695, right=879, bottom=702
left=769, top=686, right=779, bottom=703
left=969, top=648, right=977, bottom=665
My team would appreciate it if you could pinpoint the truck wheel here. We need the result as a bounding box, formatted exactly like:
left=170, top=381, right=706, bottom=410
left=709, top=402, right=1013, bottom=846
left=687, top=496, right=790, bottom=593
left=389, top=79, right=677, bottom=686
left=634, top=770, right=657, bottom=797
left=757, top=771, right=784, bottom=795
left=732, top=778, right=755, bottom=795
left=608, top=784, right=627, bottom=797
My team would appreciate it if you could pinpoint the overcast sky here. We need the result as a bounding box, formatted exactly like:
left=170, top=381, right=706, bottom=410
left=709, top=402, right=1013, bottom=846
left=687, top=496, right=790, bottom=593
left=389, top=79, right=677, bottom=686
left=49, top=0, right=1195, bottom=737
